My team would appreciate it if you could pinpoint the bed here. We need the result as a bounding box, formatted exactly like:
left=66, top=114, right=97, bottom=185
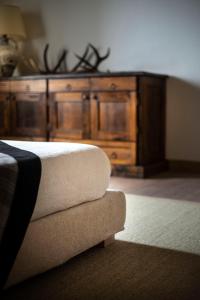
left=0, top=140, right=126, bottom=288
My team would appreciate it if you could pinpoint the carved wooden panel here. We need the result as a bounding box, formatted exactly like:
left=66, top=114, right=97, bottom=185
left=91, top=91, right=136, bottom=141
left=10, top=93, right=47, bottom=138
left=49, top=92, right=89, bottom=139
left=0, top=93, right=10, bottom=137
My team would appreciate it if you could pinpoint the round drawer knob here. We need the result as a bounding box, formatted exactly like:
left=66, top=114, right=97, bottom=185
left=26, top=85, right=30, bottom=91
left=82, top=93, right=90, bottom=100
left=110, top=83, right=117, bottom=90
left=111, top=152, right=117, bottom=159
left=66, top=84, right=72, bottom=91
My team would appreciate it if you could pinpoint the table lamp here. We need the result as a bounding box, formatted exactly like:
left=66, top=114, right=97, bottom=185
left=0, top=5, right=26, bottom=77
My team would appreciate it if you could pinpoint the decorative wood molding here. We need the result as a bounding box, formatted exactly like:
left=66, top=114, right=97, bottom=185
left=169, top=160, right=200, bottom=173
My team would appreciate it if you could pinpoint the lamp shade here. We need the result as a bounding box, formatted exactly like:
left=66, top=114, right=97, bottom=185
left=0, top=5, right=26, bottom=40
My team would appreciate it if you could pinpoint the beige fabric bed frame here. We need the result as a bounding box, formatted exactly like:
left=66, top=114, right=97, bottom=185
left=6, top=190, right=126, bottom=287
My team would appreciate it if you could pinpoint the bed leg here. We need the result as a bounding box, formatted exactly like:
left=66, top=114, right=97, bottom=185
left=98, top=235, right=115, bottom=248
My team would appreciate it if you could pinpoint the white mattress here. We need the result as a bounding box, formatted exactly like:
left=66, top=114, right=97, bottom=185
left=3, top=141, right=111, bottom=221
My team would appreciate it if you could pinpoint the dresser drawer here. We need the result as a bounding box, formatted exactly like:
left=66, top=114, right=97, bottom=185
left=49, top=78, right=90, bottom=92
left=91, top=77, right=136, bottom=91
left=102, top=145, right=136, bottom=165
left=10, top=80, right=46, bottom=93
left=0, top=81, right=10, bottom=92
left=13, top=93, right=43, bottom=102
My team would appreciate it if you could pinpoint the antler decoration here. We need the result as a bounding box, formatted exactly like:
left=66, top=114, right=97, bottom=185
left=73, top=43, right=110, bottom=73
left=40, top=44, right=67, bottom=74
left=71, top=44, right=90, bottom=72
left=40, top=43, right=110, bottom=74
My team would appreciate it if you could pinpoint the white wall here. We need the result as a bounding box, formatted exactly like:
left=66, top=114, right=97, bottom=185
left=3, top=0, right=200, bottom=161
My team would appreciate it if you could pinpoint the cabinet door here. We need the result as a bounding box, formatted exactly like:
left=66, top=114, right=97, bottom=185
left=0, top=93, right=10, bottom=137
left=10, top=93, right=47, bottom=138
left=49, top=92, right=90, bottom=140
left=91, top=91, right=137, bottom=141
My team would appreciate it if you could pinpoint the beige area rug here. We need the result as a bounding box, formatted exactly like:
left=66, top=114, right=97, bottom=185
left=2, top=194, right=200, bottom=300
left=117, top=194, right=200, bottom=255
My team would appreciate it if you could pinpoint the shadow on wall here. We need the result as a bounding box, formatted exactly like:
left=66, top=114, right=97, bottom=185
left=166, top=76, right=200, bottom=161
left=168, top=76, right=200, bottom=102
left=17, top=11, right=46, bottom=75
left=23, top=12, right=45, bottom=40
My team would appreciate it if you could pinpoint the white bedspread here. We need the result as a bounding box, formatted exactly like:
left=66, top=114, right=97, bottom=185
left=3, top=141, right=111, bottom=221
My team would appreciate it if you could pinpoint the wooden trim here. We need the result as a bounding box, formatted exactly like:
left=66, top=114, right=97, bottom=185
left=0, top=136, right=47, bottom=141
left=169, top=160, right=200, bottom=173
left=49, top=138, right=135, bottom=148
left=0, top=71, right=168, bottom=81
left=112, top=161, right=168, bottom=178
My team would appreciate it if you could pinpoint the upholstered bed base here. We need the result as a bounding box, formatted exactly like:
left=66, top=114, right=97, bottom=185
left=6, top=190, right=126, bottom=287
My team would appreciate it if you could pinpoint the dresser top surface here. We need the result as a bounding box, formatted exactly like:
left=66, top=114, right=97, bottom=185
left=0, top=71, right=168, bottom=81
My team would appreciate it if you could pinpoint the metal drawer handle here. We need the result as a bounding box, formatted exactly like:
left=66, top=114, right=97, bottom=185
left=110, top=83, right=117, bottom=90
left=111, top=152, right=117, bottom=159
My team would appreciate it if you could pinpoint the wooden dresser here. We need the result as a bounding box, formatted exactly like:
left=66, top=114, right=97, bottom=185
left=0, top=71, right=168, bottom=177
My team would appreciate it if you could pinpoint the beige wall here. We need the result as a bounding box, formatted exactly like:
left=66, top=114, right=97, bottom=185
left=4, top=0, right=200, bottom=161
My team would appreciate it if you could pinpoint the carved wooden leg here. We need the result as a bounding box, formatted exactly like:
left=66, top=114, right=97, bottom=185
left=98, top=235, right=115, bottom=248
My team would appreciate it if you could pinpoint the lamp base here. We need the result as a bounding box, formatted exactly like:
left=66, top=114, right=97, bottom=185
left=0, top=36, right=18, bottom=77
left=0, top=62, right=16, bottom=77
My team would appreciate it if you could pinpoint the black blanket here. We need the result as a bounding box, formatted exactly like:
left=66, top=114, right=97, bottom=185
left=0, top=141, right=41, bottom=289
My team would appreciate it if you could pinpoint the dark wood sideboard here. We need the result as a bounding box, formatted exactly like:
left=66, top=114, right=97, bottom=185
left=0, top=71, right=168, bottom=177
